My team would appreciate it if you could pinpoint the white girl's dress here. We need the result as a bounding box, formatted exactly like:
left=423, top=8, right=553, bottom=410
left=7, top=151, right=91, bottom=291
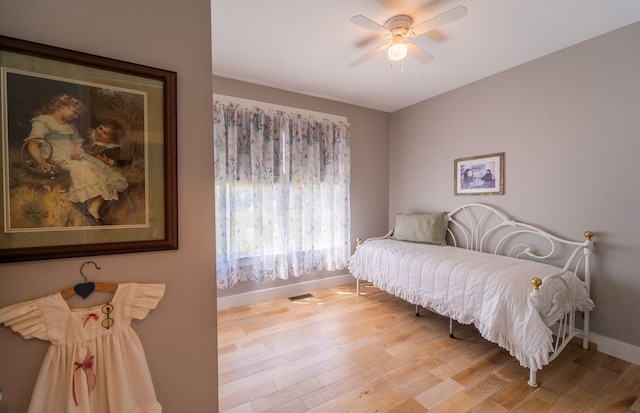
left=0, top=283, right=165, bottom=413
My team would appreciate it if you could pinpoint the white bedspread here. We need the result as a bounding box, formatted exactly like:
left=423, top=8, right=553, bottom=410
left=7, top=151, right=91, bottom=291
left=348, top=239, right=594, bottom=371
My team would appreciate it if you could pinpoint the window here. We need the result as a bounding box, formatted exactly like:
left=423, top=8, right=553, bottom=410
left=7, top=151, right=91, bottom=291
left=213, top=98, right=351, bottom=289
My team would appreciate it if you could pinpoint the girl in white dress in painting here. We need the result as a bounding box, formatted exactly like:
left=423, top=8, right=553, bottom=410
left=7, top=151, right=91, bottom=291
left=25, top=94, right=128, bottom=225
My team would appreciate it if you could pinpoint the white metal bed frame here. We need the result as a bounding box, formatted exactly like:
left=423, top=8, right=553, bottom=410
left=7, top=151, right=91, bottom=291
left=354, top=203, right=593, bottom=387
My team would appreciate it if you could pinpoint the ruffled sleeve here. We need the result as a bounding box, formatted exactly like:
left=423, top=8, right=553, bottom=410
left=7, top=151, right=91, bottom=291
left=26, top=117, right=50, bottom=140
left=26, top=114, right=79, bottom=141
left=0, top=299, right=48, bottom=340
left=128, top=283, right=165, bottom=320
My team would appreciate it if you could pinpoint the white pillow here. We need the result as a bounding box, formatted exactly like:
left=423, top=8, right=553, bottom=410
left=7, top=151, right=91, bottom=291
left=390, top=212, right=449, bottom=245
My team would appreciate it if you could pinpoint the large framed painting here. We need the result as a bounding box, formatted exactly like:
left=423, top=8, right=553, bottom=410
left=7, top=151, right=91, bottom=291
left=0, top=35, right=177, bottom=263
left=454, top=152, right=504, bottom=196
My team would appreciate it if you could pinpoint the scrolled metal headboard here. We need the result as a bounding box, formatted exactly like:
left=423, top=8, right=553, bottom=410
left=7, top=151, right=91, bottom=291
left=447, top=203, right=593, bottom=275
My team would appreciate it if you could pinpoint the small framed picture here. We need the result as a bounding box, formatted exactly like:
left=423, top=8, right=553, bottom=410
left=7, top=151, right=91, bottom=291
left=454, top=152, right=504, bottom=196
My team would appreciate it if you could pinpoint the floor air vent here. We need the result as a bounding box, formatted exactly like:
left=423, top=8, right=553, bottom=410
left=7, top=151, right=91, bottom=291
left=288, top=293, right=314, bottom=301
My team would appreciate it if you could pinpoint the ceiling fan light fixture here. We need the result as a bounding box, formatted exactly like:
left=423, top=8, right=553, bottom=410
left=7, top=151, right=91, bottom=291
left=387, top=42, right=408, bottom=61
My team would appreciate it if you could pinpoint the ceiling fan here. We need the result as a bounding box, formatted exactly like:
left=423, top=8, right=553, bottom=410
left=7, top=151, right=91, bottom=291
left=348, top=5, right=467, bottom=67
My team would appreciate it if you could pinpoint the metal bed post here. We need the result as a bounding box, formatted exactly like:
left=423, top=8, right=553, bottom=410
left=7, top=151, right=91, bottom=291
left=582, top=231, right=593, bottom=350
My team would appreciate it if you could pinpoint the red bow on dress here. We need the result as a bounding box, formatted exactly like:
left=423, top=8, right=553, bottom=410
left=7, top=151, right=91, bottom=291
left=72, top=354, right=96, bottom=406
left=82, top=313, right=99, bottom=327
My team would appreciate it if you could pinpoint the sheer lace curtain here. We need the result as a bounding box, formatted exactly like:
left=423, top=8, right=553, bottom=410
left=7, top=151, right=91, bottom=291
left=213, top=101, right=351, bottom=289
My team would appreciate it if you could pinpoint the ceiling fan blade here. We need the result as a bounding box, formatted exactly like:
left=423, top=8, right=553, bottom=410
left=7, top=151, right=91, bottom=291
left=411, top=5, right=467, bottom=35
left=406, top=42, right=434, bottom=64
left=350, top=15, right=389, bottom=36
left=356, top=33, right=385, bottom=49
left=406, top=33, right=432, bottom=53
left=348, top=43, right=388, bottom=67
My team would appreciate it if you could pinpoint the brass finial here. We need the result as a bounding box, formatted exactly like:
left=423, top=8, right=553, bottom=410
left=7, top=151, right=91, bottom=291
left=531, top=277, right=542, bottom=290
left=584, top=231, right=593, bottom=241
left=356, top=238, right=363, bottom=245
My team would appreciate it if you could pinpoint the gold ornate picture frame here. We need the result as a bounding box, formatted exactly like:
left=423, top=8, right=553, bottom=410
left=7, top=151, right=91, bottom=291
left=454, top=152, right=504, bottom=196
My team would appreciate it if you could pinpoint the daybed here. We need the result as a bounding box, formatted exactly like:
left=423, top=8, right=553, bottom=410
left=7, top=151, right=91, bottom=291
left=348, top=203, right=594, bottom=386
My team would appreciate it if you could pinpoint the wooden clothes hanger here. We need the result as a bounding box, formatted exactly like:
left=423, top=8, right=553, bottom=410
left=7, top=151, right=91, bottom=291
left=60, top=261, right=118, bottom=299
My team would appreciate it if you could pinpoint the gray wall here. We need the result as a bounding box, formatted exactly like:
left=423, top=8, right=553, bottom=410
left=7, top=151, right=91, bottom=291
left=389, top=22, right=640, bottom=348
left=213, top=76, right=391, bottom=298
left=0, top=1, right=218, bottom=412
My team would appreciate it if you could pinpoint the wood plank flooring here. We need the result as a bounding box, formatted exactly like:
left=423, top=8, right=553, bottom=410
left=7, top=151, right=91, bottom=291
left=217, top=283, right=640, bottom=412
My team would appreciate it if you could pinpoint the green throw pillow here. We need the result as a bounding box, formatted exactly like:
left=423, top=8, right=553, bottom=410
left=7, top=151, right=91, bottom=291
left=390, top=212, right=449, bottom=245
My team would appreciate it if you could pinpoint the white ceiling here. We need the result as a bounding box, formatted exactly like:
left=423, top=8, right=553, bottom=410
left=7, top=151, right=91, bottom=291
left=212, top=0, right=640, bottom=113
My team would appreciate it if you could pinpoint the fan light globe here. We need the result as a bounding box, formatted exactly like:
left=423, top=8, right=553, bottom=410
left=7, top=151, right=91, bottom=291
left=387, top=42, right=408, bottom=61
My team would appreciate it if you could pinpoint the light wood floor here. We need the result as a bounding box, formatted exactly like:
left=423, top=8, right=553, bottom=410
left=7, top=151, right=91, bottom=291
left=218, top=283, right=640, bottom=412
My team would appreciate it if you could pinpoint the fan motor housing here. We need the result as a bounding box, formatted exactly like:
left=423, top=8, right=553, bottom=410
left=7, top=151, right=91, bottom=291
left=384, top=15, right=413, bottom=30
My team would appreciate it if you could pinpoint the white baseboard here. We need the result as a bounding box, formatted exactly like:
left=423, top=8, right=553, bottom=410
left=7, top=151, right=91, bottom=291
left=589, top=332, right=640, bottom=366
left=216, top=274, right=354, bottom=311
